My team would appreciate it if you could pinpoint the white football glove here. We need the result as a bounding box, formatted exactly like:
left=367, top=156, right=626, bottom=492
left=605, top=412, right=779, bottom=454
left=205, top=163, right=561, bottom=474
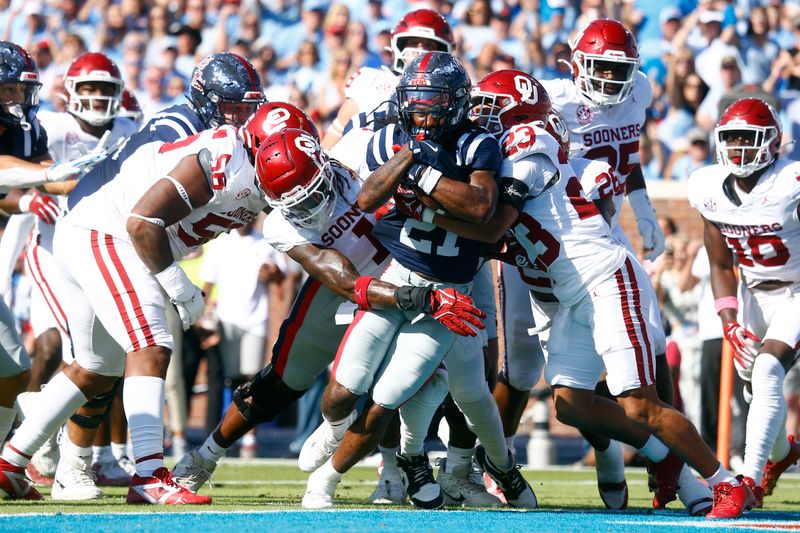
left=45, top=131, right=123, bottom=183
left=628, top=188, right=665, bottom=261
left=154, top=263, right=206, bottom=330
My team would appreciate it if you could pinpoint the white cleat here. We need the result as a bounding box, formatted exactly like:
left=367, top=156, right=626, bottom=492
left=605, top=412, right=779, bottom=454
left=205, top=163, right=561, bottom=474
left=30, top=432, right=59, bottom=478
left=116, top=455, right=137, bottom=477
left=172, top=448, right=217, bottom=493
left=51, top=455, right=103, bottom=500
left=301, top=468, right=339, bottom=509
left=92, top=456, right=132, bottom=487
left=437, top=459, right=502, bottom=508
left=369, top=465, right=405, bottom=504
left=298, top=412, right=356, bottom=473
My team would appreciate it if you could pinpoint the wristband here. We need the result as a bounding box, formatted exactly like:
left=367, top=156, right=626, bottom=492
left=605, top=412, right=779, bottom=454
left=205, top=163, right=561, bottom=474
left=18, top=193, right=33, bottom=213
left=354, top=276, right=375, bottom=310
left=417, top=167, right=443, bottom=194
left=395, top=285, right=431, bottom=312
left=714, top=296, right=739, bottom=314
left=422, top=208, right=436, bottom=224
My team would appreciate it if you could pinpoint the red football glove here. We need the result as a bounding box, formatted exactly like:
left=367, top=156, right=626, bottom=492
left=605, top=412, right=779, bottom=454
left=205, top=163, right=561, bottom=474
left=20, top=191, right=60, bottom=225
left=723, top=321, right=761, bottom=377
left=375, top=197, right=396, bottom=220
left=428, top=287, right=486, bottom=337
left=393, top=189, right=426, bottom=220
left=485, top=233, right=531, bottom=268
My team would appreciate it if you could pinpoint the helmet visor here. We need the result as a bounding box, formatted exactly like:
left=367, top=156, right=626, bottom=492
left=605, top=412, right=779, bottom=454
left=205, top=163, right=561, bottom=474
left=219, top=99, right=263, bottom=127
left=0, top=81, right=40, bottom=116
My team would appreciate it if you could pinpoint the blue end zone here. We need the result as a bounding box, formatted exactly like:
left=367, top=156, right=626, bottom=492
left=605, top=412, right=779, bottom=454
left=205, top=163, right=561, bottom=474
left=2, top=509, right=799, bottom=533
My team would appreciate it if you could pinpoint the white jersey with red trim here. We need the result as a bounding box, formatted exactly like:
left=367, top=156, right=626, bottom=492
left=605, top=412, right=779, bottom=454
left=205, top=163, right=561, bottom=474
left=688, top=160, right=800, bottom=286
left=264, top=164, right=391, bottom=277
left=35, top=112, right=138, bottom=250
left=542, top=72, right=651, bottom=224
left=343, top=66, right=398, bottom=115
left=501, top=122, right=626, bottom=305
left=63, top=126, right=266, bottom=260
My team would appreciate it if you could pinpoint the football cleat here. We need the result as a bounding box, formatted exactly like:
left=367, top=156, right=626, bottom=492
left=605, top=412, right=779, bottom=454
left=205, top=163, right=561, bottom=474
left=647, top=451, right=682, bottom=509
left=127, top=467, right=212, bottom=505
left=437, top=458, right=502, bottom=508
left=0, top=458, right=43, bottom=500
left=297, top=412, right=355, bottom=473
left=301, top=466, right=340, bottom=509
left=92, top=456, right=132, bottom=487
left=706, top=476, right=754, bottom=519
left=29, top=432, right=59, bottom=479
left=761, top=434, right=800, bottom=496
left=51, top=455, right=103, bottom=500
left=474, top=446, right=537, bottom=508
left=369, top=464, right=405, bottom=504
left=597, top=480, right=628, bottom=510
left=26, top=462, right=54, bottom=486
left=172, top=448, right=217, bottom=493
left=397, top=453, right=444, bottom=510
left=740, top=476, right=764, bottom=508
left=116, top=454, right=137, bottom=477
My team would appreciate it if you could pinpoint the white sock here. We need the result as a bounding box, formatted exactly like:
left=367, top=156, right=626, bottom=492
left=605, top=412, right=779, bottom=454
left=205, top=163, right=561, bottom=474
left=123, top=376, right=166, bottom=477
left=769, top=412, right=790, bottom=463
left=705, top=464, right=737, bottom=486
left=61, top=433, right=92, bottom=461
left=742, top=355, right=786, bottom=484
left=595, top=440, right=625, bottom=483
left=2, top=372, right=87, bottom=468
left=0, top=405, right=15, bottom=444
left=198, top=434, right=228, bottom=463
left=379, top=446, right=399, bottom=468
left=677, top=463, right=711, bottom=503
left=445, top=445, right=474, bottom=474
left=111, top=442, right=128, bottom=460
left=324, top=410, right=356, bottom=441
left=453, top=393, right=510, bottom=470
left=637, top=435, right=669, bottom=463
left=319, top=456, right=344, bottom=480
left=92, top=444, right=114, bottom=464
left=400, top=370, right=448, bottom=457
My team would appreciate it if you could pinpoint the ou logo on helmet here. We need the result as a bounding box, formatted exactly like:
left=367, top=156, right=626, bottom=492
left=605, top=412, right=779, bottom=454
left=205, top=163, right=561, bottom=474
left=266, top=108, right=291, bottom=133
left=294, top=133, right=323, bottom=163
left=514, top=75, right=538, bottom=105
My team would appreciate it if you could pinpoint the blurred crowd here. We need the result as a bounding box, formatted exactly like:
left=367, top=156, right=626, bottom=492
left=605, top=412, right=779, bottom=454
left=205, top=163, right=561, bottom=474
left=5, top=0, right=800, bottom=181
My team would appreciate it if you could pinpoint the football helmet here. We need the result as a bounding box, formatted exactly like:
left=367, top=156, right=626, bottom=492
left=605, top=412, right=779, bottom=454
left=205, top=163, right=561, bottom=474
left=470, top=69, right=550, bottom=136
left=118, top=88, right=143, bottom=124
left=390, top=9, right=455, bottom=74
left=0, top=41, right=41, bottom=130
left=241, top=101, right=319, bottom=160
left=255, top=128, right=337, bottom=229
left=571, top=19, right=640, bottom=106
left=64, top=52, right=124, bottom=126
left=545, top=109, right=570, bottom=155
left=715, top=98, right=781, bottom=178
left=396, top=51, right=470, bottom=141
left=189, top=53, right=265, bottom=129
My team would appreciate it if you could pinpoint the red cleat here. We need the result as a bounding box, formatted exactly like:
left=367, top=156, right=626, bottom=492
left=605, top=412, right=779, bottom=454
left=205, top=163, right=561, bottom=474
left=25, top=463, right=54, bottom=487
left=0, top=458, right=43, bottom=500
left=127, top=467, right=212, bottom=505
left=707, top=476, right=755, bottom=519
left=741, top=476, right=764, bottom=508
left=647, top=451, right=683, bottom=509
left=761, top=435, right=800, bottom=496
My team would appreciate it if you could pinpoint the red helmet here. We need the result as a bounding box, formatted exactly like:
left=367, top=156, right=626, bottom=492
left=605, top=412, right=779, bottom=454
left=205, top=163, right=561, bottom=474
left=571, top=19, right=639, bottom=106
left=470, top=70, right=550, bottom=136
left=544, top=109, right=570, bottom=155
left=64, top=52, right=124, bottom=126
left=117, top=88, right=143, bottom=124
left=255, top=128, right=337, bottom=229
left=241, top=101, right=319, bottom=160
left=390, top=9, right=455, bottom=74
left=715, top=98, right=781, bottom=177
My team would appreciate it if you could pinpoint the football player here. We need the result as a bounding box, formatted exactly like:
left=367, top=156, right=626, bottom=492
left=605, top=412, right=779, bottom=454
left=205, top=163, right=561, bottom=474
left=301, top=52, right=534, bottom=511
left=688, top=98, right=800, bottom=510
left=417, top=74, right=755, bottom=519
left=0, top=53, right=264, bottom=504
left=321, top=8, right=454, bottom=149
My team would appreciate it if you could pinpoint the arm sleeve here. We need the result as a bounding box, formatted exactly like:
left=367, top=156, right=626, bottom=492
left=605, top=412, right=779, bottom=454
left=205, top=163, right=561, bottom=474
left=470, top=261, right=497, bottom=341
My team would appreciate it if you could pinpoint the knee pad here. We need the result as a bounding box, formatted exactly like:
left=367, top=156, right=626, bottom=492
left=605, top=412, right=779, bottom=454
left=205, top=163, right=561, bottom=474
left=70, top=380, right=118, bottom=428
left=233, top=365, right=305, bottom=425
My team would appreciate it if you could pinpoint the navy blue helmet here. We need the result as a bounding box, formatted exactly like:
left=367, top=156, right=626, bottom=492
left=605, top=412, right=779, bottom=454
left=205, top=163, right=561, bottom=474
left=0, top=41, right=42, bottom=130
left=189, top=53, right=265, bottom=128
left=396, top=51, right=470, bottom=141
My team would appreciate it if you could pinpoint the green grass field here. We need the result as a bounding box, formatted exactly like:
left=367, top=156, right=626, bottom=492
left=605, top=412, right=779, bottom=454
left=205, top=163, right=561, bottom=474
left=2, top=460, right=799, bottom=515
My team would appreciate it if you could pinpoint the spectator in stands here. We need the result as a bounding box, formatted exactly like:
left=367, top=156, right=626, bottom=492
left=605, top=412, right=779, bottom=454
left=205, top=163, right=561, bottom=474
left=669, top=128, right=713, bottom=181
left=145, top=5, right=175, bottom=67
left=729, top=6, right=781, bottom=86
left=136, top=65, right=172, bottom=120
left=288, top=40, right=323, bottom=95
left=456, top=0, right=496, bottom=63
left=696, top=55, right=742, bottom=131
left=316, top=48, right=353, bottom=122
left=346, top=21, right=381, bottom=70
left=174, top=25, right=203, bottom=79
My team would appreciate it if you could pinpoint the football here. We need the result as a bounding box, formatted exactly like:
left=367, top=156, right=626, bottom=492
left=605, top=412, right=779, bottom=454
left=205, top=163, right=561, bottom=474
left=411, top=183, right=446, bottom=212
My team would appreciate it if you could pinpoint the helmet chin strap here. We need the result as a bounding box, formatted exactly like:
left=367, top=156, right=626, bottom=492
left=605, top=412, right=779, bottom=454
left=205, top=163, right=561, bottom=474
left=7, top=104, right=31, bottom=131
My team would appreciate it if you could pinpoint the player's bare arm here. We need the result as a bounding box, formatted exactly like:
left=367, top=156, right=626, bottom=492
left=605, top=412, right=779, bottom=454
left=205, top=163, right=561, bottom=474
left=432, top=202, right=519, bottom=243
left=127, top=154, right=214, bottom=273
left=427, top=168, right=498, bottom=224
left=322, top=99, right=358, bottom=150
left=358, top=147, right=414, bottom=212
left=702, top=215, right=738, bottom=325
left=286, top=243, right=400, bottom=308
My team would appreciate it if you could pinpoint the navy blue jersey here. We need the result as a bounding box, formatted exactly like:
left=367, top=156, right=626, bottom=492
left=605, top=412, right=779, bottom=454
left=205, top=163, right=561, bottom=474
left=0, top=118, right=48, bottom=159
left=343, top=99, right=398, bottom=135
left=67, top=105, right=205, bottom=209
left=366, top=123, right=501, bottom=283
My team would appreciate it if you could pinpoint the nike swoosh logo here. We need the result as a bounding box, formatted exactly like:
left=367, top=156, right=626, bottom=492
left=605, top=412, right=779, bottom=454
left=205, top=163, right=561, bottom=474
left=427, top=144, right=438, bottom=152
